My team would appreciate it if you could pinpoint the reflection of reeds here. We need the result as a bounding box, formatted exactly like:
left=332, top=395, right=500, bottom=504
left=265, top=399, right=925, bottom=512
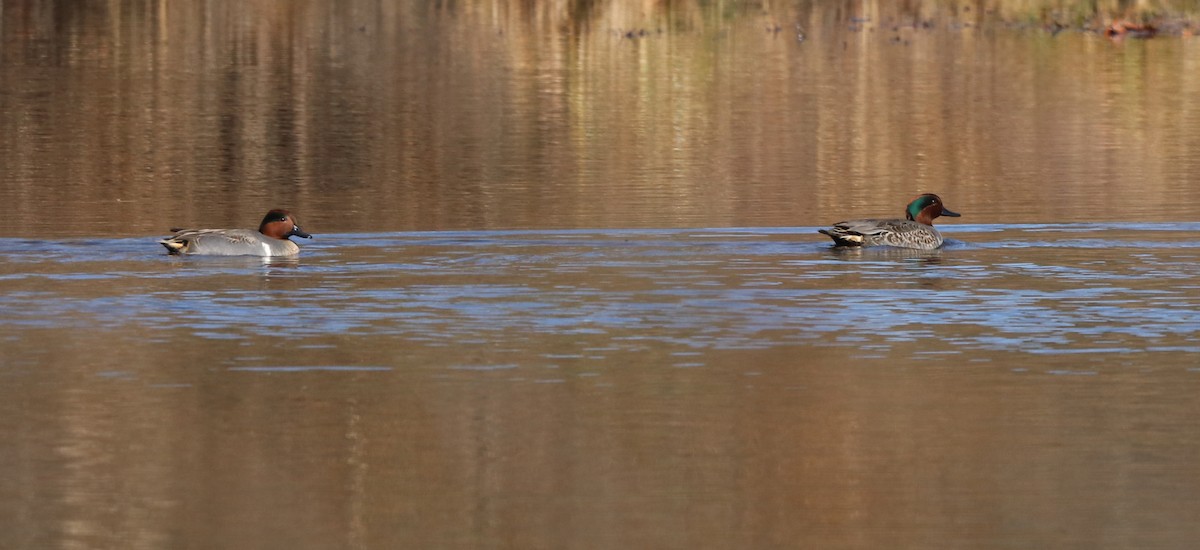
left=984, top=0, right=1198, bottom=20
left=445, top=0, right=1199, bottom=31
left=2, top=0, right=1199, bottom=237
left=976, top=0, right=1198, bottom=32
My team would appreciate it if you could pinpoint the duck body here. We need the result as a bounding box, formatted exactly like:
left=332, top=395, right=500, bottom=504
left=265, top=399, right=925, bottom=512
left=819, top=194, right=959, bottom=251
left=160, top=209, right=311, bottom=257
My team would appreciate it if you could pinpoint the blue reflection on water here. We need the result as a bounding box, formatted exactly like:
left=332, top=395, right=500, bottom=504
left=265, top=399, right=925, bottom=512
left=3, top=224, right=1200, bottom=364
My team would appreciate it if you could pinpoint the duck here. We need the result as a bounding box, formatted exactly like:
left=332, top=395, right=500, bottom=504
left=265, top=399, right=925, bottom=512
left=160, top=209, right=312, bottom=256
left=819, top=194, right=960, bottom=250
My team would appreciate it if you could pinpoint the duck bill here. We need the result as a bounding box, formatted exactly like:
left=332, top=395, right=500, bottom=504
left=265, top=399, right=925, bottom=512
left=940, top=208, right=961, bottom=218
left=289, top=226, right=313, bottom=239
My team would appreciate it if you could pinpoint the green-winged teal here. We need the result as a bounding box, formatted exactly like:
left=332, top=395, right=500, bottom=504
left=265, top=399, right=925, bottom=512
left=160, top=209, right=312, bottom=256
left=819, top=194, right=960, bottom=250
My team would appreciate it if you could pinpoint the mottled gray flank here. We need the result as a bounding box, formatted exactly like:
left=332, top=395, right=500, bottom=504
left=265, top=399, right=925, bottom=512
left=160, top=229, right=302, bottom=256
left=819, top=218, right=945, bottom=250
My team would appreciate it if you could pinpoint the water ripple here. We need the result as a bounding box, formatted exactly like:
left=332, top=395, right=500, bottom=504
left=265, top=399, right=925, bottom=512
left=3, top=225, right=1200, bottom=365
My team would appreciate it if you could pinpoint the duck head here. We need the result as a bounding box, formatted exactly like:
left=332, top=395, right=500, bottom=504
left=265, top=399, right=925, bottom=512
left=905, top=194, right=960, bottom=225
left=259, top=209, right=312, bottom=240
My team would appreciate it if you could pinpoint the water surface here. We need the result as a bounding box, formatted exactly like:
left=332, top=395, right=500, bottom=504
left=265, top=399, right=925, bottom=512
left=3, top=1, right=1200, bottom=548
left=5, top=225, right=1200, bottom=548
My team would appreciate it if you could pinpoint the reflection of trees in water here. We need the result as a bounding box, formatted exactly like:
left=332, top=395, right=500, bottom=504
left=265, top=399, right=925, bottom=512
left=432, top=0, right=1198, bottom=36
left=2, top=0, right=1199, bottom=237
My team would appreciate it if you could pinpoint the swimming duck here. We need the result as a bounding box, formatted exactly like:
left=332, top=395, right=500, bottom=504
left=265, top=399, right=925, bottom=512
left=819, top=194, right=960, bottom=250
left=160, top=209, right=312, bottom=256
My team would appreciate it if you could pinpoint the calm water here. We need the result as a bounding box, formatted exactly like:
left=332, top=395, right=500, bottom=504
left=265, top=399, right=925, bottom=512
left=4, top=1, right=1200, bottom=548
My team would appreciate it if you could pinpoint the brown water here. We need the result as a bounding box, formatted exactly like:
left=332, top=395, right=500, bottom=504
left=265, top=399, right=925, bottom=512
left=4, top=2, right=1200, bottom=548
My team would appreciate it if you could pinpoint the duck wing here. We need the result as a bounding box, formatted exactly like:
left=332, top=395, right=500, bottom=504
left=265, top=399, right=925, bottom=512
left=160, top=229, right=263, bottom=255
left=820, top=219, right=942, bottom=249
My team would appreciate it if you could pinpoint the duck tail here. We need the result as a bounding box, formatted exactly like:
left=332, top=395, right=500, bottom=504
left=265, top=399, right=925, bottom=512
left=818, top=228, right=864, bottom=247
left=159, top=238, right=186, bottom=255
